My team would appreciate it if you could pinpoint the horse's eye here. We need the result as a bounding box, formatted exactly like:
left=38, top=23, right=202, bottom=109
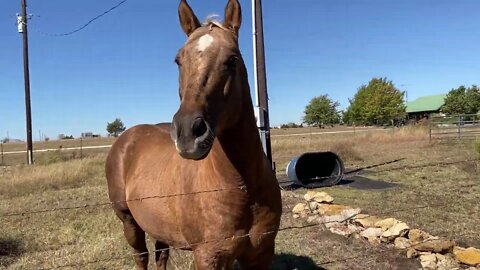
left=225, top=55, right=238, bottom=69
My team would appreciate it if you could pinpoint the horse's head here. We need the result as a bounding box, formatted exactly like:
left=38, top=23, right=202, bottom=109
left=171, top=0, right=244, bottom=160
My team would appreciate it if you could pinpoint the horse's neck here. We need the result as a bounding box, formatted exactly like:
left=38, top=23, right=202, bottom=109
left=209, top=87, right=266, bottom=186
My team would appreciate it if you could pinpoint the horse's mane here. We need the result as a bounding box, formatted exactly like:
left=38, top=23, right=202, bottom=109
left=203, top=15, right=231, bottom=33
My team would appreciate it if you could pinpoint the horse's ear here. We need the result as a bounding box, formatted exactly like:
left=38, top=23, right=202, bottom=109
left=178, top=0, right=201, bottom=36
left=224, top=0, right=242, bottom=36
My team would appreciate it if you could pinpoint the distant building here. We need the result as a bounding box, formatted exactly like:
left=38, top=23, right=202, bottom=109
left=81, top=132, right=93, bottom=138
left=406, top=94, right=447, bottom=121
left=81, top=132, right=100, bottom=138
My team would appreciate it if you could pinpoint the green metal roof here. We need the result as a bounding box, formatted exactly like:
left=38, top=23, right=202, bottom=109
left=406, top=94, right=447, bottom=113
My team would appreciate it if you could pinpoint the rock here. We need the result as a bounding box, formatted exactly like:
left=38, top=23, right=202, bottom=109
left=318, top=204, right=359, bottom=217
left=375, top=218, right=397, bottom=230
left=413, top=239, right=454, bottom=253
left=453, top=246, right=480, bottom=266
left=292, top=203, right=306, bottom=214
left=436, top=253, right=459, bottom=270
left=367, top=236, right=381, bottom=245
left=406, top=248, right=418, bottom=259
left=354, top=214, right=382, bottom=228
left=304, top=191, right=334, bottom=203
left=307, top=216, right=318, bottom=224
left=292, top=214, right=300, bottom=219
left=435, top=253, right=446, bottom=262
left=376, top=219, right=409, bottom=240
left=419, top=253, right=437, bottom=270
left=408, top=229, right=434, bottom=244
left=313, top=192, right=334, bottom=203
left=308, top=201, right=319, bottom=211
left=318, top=215, right=344, bottom=229
left=341, top=208, right=361, bottom=220
left=303, top=191, right=317, bottom=201
left=328, top=223, right=361, bottom=237
left=360, top=227, right=383, bottom=239
left=394, top=237, right=411, bottom=249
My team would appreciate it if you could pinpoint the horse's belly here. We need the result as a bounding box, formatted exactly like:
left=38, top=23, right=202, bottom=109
left=127, top=198, right=188, bottom=247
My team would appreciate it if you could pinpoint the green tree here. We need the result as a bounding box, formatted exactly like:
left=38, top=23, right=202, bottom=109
left=344, top=78, right=405, bottom=126
left=303, top=95, right=340, bottom=128
left=443, top=85, right=480, bottom=115
left=466, top=85, right=480, bottom=114
left=442, top=86, right=467, bottom=115
left=107, top=118, right=126, bottom=137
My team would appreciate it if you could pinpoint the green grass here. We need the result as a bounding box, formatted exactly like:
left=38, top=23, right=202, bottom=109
left=0, top=126, right=479, bottom=269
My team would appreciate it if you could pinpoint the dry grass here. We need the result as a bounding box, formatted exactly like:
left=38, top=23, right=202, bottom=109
left=1, top=137, right=115, bottom=166
left=0, top=126, right=479, bottom=269
left=0, top=155, right=105, bottom=199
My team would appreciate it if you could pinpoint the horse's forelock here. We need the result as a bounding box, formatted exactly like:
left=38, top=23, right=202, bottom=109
left=202, top=15, right=234, bottom=34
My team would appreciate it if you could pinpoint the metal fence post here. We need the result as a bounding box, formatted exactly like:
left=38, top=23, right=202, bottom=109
left=80, top=137, right=83, bottom=159
left=428, top=117, right=432, bottom=143
left=457, top=116, right=461, bottom=139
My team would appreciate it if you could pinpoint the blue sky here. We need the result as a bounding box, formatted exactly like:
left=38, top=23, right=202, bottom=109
left=1, top=0, right=479, bottom=140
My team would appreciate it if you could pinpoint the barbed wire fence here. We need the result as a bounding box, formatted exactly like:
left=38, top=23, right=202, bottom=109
left=1, top=157, right=478, bottom=269
left=30, top=198, right=477, bottom=269
left=3, top=0, right=480, bottom=268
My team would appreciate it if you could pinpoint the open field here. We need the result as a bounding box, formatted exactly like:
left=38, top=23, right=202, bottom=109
left=0, top=126, right=479, bottom=269
left=0, top=126, right=394, bottom=166
left=1, top=137, right=115, bottom=166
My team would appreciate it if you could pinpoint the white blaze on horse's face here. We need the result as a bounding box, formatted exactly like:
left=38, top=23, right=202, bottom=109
left=197, top=34, right=214, bottom=52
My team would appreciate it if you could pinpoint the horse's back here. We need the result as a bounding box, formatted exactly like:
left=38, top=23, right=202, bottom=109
left=105, top=123, right=173, bottom=209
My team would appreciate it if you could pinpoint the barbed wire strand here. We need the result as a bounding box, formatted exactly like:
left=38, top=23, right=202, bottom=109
left=42, top=212, right=359, bottom=269
left=277, top=158, right=479, bottom=186
left=35, top=0, right=129, bottom=37
left=0, top=185, right=247, bottom=218
left=315, top=231, right=473, bottom=266
left=2, top=158, right=478, bottom=218
left=40, top=201, right=474, bottom=269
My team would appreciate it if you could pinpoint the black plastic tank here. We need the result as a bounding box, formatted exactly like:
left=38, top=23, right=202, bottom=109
left=286, top=152, right=344, bottom=188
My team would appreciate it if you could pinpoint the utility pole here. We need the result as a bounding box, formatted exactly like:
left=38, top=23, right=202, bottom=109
left=252, top=0, right=272, bottom=167
left=18, top=0, right=34, bottom=165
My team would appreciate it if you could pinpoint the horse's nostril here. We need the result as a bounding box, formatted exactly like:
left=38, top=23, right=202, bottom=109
left=192, top=118, right=208, bottom=138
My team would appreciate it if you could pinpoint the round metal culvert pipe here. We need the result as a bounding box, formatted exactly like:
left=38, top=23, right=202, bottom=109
left=286, top=151, right=344, bottom=188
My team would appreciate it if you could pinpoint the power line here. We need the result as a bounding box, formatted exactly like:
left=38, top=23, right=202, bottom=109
left=37, top=0, right=129, bottom=37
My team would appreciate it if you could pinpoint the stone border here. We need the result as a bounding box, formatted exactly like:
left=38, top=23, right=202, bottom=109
left=291, top=191, right=480, bottom=269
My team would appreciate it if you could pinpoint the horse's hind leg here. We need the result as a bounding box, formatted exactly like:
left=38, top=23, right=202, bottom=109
left=155, top=241, right=169, bottom=270
left=115, top=208, right=149, bottom=270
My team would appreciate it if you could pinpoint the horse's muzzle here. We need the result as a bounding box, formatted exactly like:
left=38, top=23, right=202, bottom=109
left=170, top=114, right=215, bottom=160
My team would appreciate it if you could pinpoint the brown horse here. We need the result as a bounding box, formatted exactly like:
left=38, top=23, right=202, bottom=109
left=105, top=0, right=282, bottom=269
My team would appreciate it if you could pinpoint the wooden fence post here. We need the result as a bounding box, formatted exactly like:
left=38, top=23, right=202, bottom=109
left=1, top=142, right=3, bottom=166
